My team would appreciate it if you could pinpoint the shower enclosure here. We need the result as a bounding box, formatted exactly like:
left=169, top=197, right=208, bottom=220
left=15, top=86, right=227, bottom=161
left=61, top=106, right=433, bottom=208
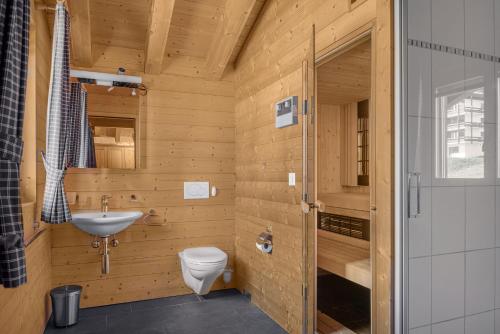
left=396, top=0, right=500, bottom=333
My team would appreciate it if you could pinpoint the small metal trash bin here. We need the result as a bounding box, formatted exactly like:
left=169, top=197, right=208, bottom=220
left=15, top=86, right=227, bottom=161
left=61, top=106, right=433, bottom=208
left=50, top=285, right=82, bottom=327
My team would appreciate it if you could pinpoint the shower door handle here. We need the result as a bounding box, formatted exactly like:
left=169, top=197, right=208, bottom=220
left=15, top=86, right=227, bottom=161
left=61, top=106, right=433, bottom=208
left=408, top=172, right=421, bottom=218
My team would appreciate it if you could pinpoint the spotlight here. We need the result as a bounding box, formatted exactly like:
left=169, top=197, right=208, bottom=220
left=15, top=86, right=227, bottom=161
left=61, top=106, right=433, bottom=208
left=131, top=88, right=137, bottom=96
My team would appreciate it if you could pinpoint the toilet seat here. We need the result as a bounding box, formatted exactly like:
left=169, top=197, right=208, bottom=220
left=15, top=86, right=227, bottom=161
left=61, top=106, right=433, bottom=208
left=182, top=247, right=227, bottom=265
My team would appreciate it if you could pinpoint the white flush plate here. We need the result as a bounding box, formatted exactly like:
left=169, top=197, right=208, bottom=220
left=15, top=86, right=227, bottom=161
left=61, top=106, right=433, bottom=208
left=184, top=182, right=210, bottom=199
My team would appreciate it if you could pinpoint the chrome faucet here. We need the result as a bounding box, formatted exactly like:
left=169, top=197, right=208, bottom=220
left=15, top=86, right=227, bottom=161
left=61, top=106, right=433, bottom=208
left=101, top=195, right=112, bottom=214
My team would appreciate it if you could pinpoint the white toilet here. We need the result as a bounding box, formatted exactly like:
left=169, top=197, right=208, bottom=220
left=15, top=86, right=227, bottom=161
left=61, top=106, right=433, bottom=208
left=179, top=247, right=228, bottom=295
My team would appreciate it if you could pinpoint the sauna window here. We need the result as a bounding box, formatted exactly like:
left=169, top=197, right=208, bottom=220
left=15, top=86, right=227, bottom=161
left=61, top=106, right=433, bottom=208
left=340, top=99, right=370, bottom=187
left=357, top=99, right=369, bottom=186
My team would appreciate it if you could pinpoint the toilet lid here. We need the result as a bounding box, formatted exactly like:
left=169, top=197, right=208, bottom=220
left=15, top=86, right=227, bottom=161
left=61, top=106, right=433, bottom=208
left=183, top=247, right=227, bottom=264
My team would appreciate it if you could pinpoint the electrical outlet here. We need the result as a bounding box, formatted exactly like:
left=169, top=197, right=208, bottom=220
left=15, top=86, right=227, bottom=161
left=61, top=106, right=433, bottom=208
left=288, top=172, right=296, bottom=186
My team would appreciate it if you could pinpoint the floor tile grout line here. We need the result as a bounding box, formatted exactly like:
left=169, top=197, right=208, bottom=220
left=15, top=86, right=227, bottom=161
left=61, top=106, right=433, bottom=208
left=111, top=294, right=243, bottom=314
left=128, top=300, right=203, bottom=313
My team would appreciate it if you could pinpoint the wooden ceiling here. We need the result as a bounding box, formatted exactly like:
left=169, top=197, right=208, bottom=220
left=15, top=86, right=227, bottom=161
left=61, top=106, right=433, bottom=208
left=92, top=1, right=151, bottom=50
left=39, top=0, right=265, bottom=77
left=317, top=40, right=372, bottom=105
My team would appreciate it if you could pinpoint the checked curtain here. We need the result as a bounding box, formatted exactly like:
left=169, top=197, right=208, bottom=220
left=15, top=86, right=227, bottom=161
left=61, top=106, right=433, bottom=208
left=0, top=0, right=30, bottom=288
left=42, top=3, right=95, bottom=225
left=41, top=2, right=71, bottom=224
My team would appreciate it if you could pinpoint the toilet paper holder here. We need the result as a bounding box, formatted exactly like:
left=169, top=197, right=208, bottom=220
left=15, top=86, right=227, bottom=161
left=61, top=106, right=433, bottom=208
left=256, top=231, right=273, bottom=254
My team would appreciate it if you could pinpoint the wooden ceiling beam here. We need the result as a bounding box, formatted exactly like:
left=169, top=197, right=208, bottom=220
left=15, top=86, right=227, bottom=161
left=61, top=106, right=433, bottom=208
left=145, top=0, right=175, bottom=74
left=205, top=0, right=259, bottom=80
left=68, top=0, right=92, bottom=67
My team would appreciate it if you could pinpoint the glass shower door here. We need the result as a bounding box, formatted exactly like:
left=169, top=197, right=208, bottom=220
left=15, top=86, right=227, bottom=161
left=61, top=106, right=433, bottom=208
left=400, top=0, right=500, bottom=333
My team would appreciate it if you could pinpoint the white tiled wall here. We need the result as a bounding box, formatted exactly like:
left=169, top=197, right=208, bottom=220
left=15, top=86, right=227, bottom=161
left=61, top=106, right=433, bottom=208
left=465, top=187, right=495, bottom=251
left=432, top=253, right=465, bottom=323
left=432, top=318, right=465, bottom=334
left=406, top=0, right=500, bottom=332
left=410, top=257, right=432, bottom=328
left=465, top=249, right=495, bottom=315
left=496, top=248, right=500, bottom=308
left=431, top=187, right=465, bottom=255
left=496, top=189, right=500, bottom=246
left=407, top=46, right=431, bottom=119
left=496, top=310, right=500, bottom=333
left=465, top=311, right=495, bottom=334
left=408, top=117, right=432, bottom=186
left=410, top=326, right=431, bottom=334
left=465, top=0, right=494, bottom=55
left=407, top=0, right=430, bottom=41
left=431, top=0, right=464, bottom=49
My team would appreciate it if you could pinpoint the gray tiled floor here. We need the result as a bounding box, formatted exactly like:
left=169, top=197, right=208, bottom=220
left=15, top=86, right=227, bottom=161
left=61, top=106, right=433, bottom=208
left=44, top=289, right=287, bottom=334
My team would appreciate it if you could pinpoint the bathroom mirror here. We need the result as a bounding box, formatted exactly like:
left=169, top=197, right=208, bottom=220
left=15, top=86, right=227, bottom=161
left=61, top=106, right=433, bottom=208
left=68, top=84, right=142, bottom=170
left=91, top=116, right=136, bottom=169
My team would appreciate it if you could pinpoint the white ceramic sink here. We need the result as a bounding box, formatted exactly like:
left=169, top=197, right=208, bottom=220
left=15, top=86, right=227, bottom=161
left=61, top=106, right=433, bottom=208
left=71, top=211, right=143, bottom=237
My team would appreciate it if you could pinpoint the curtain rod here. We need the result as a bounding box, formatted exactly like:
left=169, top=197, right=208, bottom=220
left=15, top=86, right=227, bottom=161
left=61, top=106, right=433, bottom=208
left=36, top=5, right=56, bottom=11
left=36, top=0, right=66, bottom=11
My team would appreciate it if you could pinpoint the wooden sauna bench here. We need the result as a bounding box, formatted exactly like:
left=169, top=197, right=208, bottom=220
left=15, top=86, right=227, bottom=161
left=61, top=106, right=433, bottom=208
left=317, top=192, right=371, bottom=289
left=317, top=229, right=371, bottom=289
left=317, top=311, right=356, bottom=334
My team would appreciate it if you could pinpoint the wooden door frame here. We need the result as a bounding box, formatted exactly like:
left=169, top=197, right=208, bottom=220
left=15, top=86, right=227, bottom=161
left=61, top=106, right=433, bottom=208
left=313, top=20, right=393, bottom=333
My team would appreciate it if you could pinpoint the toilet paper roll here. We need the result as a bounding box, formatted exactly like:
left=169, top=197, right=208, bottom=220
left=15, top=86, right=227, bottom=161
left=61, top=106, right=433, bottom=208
left=256, top=242, right=273, bottom=254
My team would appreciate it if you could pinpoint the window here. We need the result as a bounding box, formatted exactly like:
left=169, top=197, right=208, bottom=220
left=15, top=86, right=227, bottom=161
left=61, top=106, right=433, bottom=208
left=435, top=77, right=485, bottom=178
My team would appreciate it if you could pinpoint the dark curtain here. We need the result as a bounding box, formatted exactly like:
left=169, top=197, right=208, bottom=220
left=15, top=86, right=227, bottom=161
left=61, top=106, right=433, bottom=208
left=86, top=125, right=96, bottom=168
left=0, top=0, right=30, bottom=288
left=41, top=3, right=71, bottom=224
left=67, top=82, right=95, bottom=168
left=66, top=82, right=83, bottom=168
left=76, top=86, right=95, bottom=168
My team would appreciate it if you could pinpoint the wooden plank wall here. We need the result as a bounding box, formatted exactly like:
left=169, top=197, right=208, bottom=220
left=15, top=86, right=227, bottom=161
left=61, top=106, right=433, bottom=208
left=0, top=5, right=53, bottom=334
left=1, top=2, right=392, bottom=333
left=0, top=232, right=52, bottom=334
left=317, top=104, right=342, bottom=194
left=233, top=0, right=392, bottom=333
left=87, top=90, right=139, bottom=118
left=53, top=45, right=236, bottom=308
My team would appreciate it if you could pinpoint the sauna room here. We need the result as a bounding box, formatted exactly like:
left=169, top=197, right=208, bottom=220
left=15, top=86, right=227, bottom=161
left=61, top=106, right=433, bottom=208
left=10, top=0, right=500, bottom=334
left=315, top=38, right=372, bottom=334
